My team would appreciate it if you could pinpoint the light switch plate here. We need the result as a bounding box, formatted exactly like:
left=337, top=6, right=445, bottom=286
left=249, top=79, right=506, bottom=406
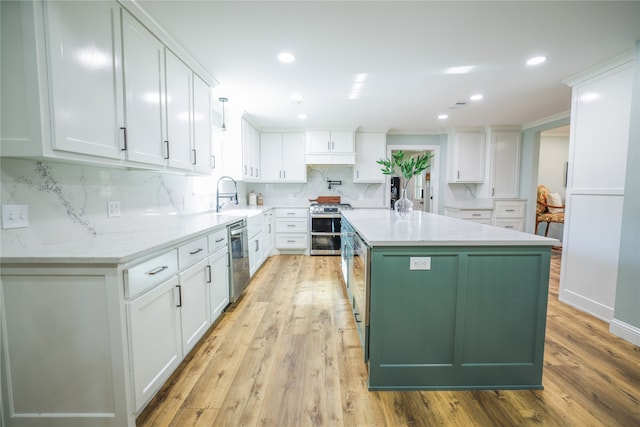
left=410, top=257, right=431, bottom=270
left=1, top=204, right=29, bottom=229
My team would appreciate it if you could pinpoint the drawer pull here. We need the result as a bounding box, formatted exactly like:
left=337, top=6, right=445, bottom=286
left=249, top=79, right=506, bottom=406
left=215, top=237, right=225, bottom=243
left=472, top=213, right=481, bottom=217
left=146, top=265, right=168, bottom=275
left=287, top=240, right=296, bottom=243
left=287, top=224, right=296, bottom=227
left=506, top=209, right=515, bottom=212
left=286, top=212, right=296, bottom=215
left=505, top=225, right=514, bottom=229
left=189, top=248, right=204, bottom=255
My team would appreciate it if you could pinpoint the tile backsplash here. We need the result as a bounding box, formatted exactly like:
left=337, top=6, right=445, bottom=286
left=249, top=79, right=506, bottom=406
left=0, top=159, right=385, bottom=247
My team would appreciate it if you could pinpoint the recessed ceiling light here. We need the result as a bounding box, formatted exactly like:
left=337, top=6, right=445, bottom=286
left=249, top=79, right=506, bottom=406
left=438, top=114, right=449, bottom=120
left=297, top=113, right=307, bottom=120
left=527, top=56, right=546, bottom=66
left=290, top=93, right=304, bottom=104
left=470, top=94, right=483, bottom=101
left=445, top=66, right=474, bottom=74
left=278, top=52, right=295, bottom=63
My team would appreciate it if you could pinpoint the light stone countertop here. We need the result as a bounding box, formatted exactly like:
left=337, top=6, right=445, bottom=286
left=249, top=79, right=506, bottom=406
left=342, top=209, right=558, bottom=247
left=0, top=212, right=248, bottom=265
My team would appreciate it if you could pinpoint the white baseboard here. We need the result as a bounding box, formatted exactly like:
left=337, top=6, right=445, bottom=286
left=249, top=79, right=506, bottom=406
left=609, top=319, right=640, bottom=346
left=559, top=289, right=614, bottom=323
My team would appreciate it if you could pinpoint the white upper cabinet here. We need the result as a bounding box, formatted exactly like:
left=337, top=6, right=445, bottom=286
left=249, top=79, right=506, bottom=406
left=448, top=129, right=486, bottom=183
left=487, top=129, right=521, bottom=199
left=164, top=49, right=192, bottom=170
left=121, top=11, right=166, bottom=166
left=45, top=1, right=125, bottom=159
left=241, top=118, right=260, bottom=180
left=305, top=130, right=355, bottom=164
left=260, top=132, right=306, bottom=182
left=354, top=132, right=386, bottom=183
left=192, top=74, right=213, bottom=174
left=1, top=1, right=214, bottom=175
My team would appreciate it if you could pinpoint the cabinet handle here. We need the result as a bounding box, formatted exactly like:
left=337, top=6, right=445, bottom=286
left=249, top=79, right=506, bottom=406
left=354, top=312, right=362, bottom=323
left=491, top=188, right=495, bottom=196
left=327, top=141, right=331, bottom=151
left=506, top=209, right=515, bottom=212
left=287, top=224, right=296, bottom=228
left=356, top=170, right=359, bottom=178
left=192, top=148, right=197, bottom=165
left=256, top=168, right=259, bottom=177
left=176, top=285, right=182, bottom=307
left=189, top=248, right=204, bottom=255
left=206, top=265, right=212, bottom=283
left=279, top=170, right=282, bottom=179
left=287, top=239, right=296, bottom=243
left=268, top=224, right=271, bottom=233
left=215, top=237, right=225, bottom=243
left=472, top=213, right=481, bottom=217
left=120, top=127, right=128, bottom=151
left=505, top=225, right=514, bottom=229
left=255, top=240, right=259, bottom=252
left=164, top=141, right=170, bottom=159
left=244, top=165, right=247, bottom=175
left=286, top=212, right=296, bottom=216
left=250, top=166, right=254, bottom=176
left=283, top=170, right=286, bottom=179
left=457, top=170, right=460, bottom=179
left=211, top=155, right=215, bottom=169
left=146, top=265, right=168, bottom=275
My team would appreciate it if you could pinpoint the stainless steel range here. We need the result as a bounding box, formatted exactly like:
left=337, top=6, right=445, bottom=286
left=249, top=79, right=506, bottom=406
left=309, top=203, right=352, bottom=255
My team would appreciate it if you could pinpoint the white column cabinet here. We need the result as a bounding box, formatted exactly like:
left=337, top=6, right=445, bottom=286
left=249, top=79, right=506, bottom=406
left=260, top=132, right=306, bottom=182
left=488, top=129, right=521, bottom=199
left=192, top=75, right=214, bottom=174
left=241, top=118, right=260, bottom=180
left=447, top=129, right=486, bottom=183
left=121, top=11, right=167, bottom=166
left=354, top=132, right=386, bottom=183
left=44, top=0, right=125, bottom=159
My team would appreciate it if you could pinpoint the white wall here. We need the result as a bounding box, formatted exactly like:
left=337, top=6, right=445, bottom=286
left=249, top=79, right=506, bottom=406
left=560, top=58, right=635, bottom=323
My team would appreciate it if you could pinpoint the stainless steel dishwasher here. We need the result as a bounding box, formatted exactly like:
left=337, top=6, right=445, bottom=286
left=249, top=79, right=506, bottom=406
left=228, top=219, right=250, bottom=302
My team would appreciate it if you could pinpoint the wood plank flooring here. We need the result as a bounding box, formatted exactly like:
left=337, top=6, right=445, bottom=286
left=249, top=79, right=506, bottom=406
left=137, top=252, right=640, bottom=426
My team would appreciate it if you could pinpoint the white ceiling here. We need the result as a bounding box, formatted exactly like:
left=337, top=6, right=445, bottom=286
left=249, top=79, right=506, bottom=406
left=138, top=1, right=640, bottom=133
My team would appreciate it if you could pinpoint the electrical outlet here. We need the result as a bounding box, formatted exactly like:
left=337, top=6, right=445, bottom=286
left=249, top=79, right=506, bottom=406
left=410, top=257, right=431, bottom=270
left=107, top=201, right=121, bottom=218
left=358, top=194, right=364, bottom=200
left=1, top=204, right=29, bottom=229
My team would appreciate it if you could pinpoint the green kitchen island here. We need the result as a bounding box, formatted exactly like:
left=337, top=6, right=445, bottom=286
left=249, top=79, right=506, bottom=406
left=341, top=209, right=558, bottom=390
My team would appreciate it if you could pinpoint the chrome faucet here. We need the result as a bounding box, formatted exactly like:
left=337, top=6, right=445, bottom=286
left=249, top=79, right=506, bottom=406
left=216, top=176, right=238, bottom=212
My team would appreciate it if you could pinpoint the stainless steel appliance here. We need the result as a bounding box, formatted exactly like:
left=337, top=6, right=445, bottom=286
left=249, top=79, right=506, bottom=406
left=309, top=203, right=352, bottom=255
left=352, top=230, right=370, bottom=358
left=228, top=219, right=249, bottom=302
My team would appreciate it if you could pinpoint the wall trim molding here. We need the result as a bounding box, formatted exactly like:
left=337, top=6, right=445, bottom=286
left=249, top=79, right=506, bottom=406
left=609, top=318, right=640, bottom=346
left=558, top=289, right=614, bottom=323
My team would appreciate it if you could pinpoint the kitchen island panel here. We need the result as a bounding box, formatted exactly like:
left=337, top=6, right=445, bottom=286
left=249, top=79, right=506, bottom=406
left=367, top=246, right=550, bottom=390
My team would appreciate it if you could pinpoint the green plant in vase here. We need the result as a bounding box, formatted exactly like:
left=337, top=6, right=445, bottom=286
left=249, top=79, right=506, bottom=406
left=377, top=150, right=433, bottom=215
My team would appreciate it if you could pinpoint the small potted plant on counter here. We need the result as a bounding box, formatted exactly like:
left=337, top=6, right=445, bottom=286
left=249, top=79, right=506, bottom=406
left=377, top=150, right=433, bottom=216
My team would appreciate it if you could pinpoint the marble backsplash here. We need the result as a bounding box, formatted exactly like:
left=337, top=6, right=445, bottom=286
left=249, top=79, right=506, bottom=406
left=0, top=159, right=385, bottom=249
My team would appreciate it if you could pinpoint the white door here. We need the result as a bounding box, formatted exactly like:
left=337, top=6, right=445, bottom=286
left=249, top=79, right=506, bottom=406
left=260, top=133, right=283, bottom=181
left=330, top=131, right=355, bottom=153
left=307, top=131, right=332, bottom=153
left=127, top=276, right=181, bottom=411
left=165, top=49, right=192, bottom=170
left=193, top=74, right=213, bottom=173
left=121, top=12, right=166, bottom=166
left=208, top=249, right=230, bottom=323
left=45, top=1, right=124, bottom=159
left=281, top=133, right=306, bottom=181
left=178, top=259, right=210, bottom=355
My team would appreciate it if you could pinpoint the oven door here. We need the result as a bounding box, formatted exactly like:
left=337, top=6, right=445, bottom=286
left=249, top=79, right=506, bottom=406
left=310, top=233, right=341, bottom=255
left=310, top=215, right=341, bottom=233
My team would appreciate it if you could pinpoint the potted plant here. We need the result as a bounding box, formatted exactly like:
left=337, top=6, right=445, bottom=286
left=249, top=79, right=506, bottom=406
left=377, top=150, right=434, bottom=215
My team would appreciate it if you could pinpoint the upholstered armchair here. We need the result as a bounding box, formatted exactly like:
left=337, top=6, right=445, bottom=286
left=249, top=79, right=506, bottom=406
left=535, top=185, right=565, bottom=237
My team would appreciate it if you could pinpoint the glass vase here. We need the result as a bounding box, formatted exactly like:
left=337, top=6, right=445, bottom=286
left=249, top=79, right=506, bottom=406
left=394, top=187, right=414, bottom=217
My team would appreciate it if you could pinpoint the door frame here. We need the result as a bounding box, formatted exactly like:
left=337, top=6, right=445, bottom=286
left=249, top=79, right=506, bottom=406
left=385, top=145, right=440, bottom=214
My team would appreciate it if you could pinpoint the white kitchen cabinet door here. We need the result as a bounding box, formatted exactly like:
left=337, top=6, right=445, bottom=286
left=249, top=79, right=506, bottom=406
left=45, top=1, right=124, bottom=159
left=164, top=49, right=192, bottom=170
left=259, top=133, right=306, bottom=182
left=121, top=12, right=166, bottom=166
left=281, top=133, right=306, bottom=181
left=448, top=130, right=486, bottom=183
left=208, top=248, right=229, bottom=323
left=241, top=118, right=260, bottom=180
left=354, top=132, right=386, bottom=182
left=330, top=131, right=356, bottom=153
left=262, top=210, right=275, bottom=258
left=259, top=132, right=283, bottom=181
left=192, top=74, right=213, bottom=173
left=127, top=276, right=182, bottom=412
left=488, top=130, right=521, bottom=199
left=178, top=259, right=210, bottom=355
left=249, top=231, right=262, bottom=276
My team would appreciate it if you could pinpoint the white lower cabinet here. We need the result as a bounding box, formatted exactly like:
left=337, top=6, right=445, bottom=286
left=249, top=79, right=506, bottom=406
left=492, top=200, right=526, bottom=231
left=444, top=207, right=493, bottom=225
left=126, top=276, right=182, bottom=412
left=178, top=258, right=211, bottom=355
left=275, top=208, right=309, bottom=250
left=208, top=247, right=230, bottom=323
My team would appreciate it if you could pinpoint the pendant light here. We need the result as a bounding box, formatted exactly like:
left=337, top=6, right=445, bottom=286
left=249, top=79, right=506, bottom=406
left=219, top=97, right=228, bottom=132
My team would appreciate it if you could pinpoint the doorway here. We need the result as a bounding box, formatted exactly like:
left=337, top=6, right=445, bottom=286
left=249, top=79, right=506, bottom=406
left=386, top=145, right=440, bottom=214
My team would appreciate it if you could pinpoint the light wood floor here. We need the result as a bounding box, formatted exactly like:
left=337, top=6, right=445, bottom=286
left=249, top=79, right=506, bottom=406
left=137, top=252, right=640, bottom=426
